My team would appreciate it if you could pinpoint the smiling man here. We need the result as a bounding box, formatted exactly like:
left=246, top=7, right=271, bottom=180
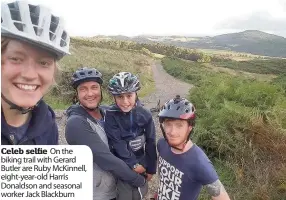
left=65, top=67, right=147, bottom=200
left=156, top=95, right=231, bottom=200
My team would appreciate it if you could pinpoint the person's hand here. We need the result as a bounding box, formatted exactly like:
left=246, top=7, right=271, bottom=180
left=146, top=173, right=153, bottom=181
left=133, top=164, right=146, bottom=174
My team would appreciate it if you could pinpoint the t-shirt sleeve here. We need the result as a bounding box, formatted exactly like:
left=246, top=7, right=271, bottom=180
left=157, top=138, right=165, bottom=153
left=194, top=149, right=219, bottom=185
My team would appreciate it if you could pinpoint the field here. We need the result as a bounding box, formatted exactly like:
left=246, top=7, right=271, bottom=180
left=212, top=59, right=286, bottom=75
left=162, top=57, right=286, bottom=200
left=46, top=37, right=286, bottom=199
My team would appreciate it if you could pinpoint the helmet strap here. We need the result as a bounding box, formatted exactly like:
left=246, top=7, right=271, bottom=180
left=1, top=93, right=40, bottom=114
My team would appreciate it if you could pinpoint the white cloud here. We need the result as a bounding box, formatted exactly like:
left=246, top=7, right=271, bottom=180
left=216, top=11, right=286, bottom=31
left=280, top=0, right=286, bottom=11
left=3, top=0, right=286, bottom=37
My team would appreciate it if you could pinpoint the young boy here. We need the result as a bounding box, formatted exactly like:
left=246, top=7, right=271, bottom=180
left=105, top=72, right=157, bottom=200
left=156, top=95, right=231, bottom=200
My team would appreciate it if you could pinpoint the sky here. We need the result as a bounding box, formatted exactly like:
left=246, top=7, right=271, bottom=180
left=3, top=0, right=286, bottom=37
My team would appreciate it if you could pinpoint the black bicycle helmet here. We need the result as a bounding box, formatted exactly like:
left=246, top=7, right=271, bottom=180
left=72, top=67, right=103, bottom=89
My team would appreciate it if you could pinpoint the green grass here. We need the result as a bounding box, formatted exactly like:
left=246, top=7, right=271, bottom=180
left=212, top=58, right=286, bottom=75
left=152, top=53, right=165, bottom=59
left=271, top=74, right=286, bottom=94
left=199, top=48, right=266, bottom=60
left=198, top=159, right=238, bottom=200
left=161, top=57, right=217, bottom=86
left=44, top=42, right=155, bottom=109
left=162, top=57, right=286, bottom=200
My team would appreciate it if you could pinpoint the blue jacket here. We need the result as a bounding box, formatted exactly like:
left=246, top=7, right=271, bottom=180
left=65, top=104, right=146, bottom=191
left=104, top=102, right=157, bottom=174
left=1, top=100, right=59, bottom=145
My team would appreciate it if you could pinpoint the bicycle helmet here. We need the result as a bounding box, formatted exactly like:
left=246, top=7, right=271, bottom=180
left=158, top=95, right=196, bottom=123
left=72, top=67, right=103, bottom=89
left=158, top=95, right=196, bottom=151
left=1, top=0, right=70, bottom=114
left=1, top=0, right=70, bottom=60
left=108, top=72, right=140, bottom=95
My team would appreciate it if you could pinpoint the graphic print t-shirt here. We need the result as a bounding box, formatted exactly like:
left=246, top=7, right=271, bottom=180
left=157, top=138, right=219, bottom=200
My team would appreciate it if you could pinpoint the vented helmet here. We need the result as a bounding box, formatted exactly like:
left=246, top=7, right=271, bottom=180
left=1, top=0, right=70, bottom=60
left=108, top=72, right=140, bottom=95
left=72, top=67, right=103, bottom=89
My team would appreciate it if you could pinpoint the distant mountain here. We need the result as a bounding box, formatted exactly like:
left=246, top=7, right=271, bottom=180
left=209, top=30, right=286, bottom=57
left=105, top=30, right=286, bottom=58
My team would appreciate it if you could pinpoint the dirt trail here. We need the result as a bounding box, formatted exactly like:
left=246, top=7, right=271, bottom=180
left=141, top=61, right=193, bottom=110
left=139, top=61, right=193, bottom=198
left=55, top=60, right=193, bottom=199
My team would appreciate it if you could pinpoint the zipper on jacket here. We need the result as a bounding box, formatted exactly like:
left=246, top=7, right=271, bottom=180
left=9, top=135, right=16, bottom=145
left=130, top=110, right=136, bottom=137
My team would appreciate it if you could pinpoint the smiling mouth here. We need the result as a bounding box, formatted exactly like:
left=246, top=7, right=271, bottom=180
left=167, top=135, right=179, bottom=139
left=14, top=83, right=39, bottom=91
left=86, top=98, right=97, bottom=101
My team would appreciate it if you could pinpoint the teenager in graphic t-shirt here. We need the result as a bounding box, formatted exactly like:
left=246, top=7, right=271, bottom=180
left=156, top=95, right=231, bottom=200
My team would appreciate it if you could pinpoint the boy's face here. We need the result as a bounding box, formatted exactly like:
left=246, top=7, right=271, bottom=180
left=114, top=92, right=136, bottom=112
left=162, top=119, right=192, bottom=147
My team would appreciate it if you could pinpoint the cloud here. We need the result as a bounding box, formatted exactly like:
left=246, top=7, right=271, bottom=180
left=215, top=11, right=286, bottom=32
left=275, top=31, right=286, bottom=37
left=280, top=0, right=286, bottom=11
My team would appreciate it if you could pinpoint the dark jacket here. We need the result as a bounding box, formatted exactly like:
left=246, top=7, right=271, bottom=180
left=1, top=100, right=59, bottom=145
left=104, top=102, right=157, bottom=174
left=65, top=104, right=146, bottom=199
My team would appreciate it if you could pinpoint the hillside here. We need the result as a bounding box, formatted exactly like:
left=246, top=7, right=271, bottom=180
left=104, top=30, right=286, bottom=58
left=44, top=40, right=155, bottom=109
left=211, top=30, right=286, bottom=57
left=161, top=57, right=286, bottom=200
left=50, top=37, right=286, bottom=200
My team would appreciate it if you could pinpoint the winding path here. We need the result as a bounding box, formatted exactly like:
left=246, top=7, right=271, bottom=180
left=55, top=60, right=193, bottom=199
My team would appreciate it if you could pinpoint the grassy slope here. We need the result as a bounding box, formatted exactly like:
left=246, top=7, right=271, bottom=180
left=199, top=48, right=266, bottom=61
left=162, top=57, right=286, bottom=200
left=44, top=43, right=155, bottom=109
left=45, top=37, right=286, bottom=199
left=198, top=47, right=286, bottom=76
left=212, top=59, right=286, bottom=75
